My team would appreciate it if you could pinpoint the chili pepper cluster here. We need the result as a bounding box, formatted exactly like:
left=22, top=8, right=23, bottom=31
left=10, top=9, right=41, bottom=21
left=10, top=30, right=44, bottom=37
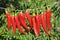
left=6, top=10, right=52, bottom=36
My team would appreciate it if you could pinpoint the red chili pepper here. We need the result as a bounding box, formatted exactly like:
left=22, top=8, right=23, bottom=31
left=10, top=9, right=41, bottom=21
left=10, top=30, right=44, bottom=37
left=46, top=10, right=52, bottom=31
left=14, top=16, right=27, bottom=34
left=10, top=16, right=16, bottom=33
left=18, top=13, right=30, bottom=31
left=40, top=14, right=51, bottom=36
left=32, top=15, right=39, bottom=36
left=35, top=15, right=40, bottom=36
left=6, top=13, right=11, bottom=31
left=25, top=12, right=32, bottom=29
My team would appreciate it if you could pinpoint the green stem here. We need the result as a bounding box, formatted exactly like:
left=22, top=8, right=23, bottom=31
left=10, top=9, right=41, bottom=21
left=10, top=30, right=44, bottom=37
left=36, top=10, right=39, bottom=15
left=32, top=9, right=36, bottom=16
left=26, top=9, right=30, bottom=12
left=32, top=13, right=35, bottom=16
left=19, top=10, right=22, bottom=14
left=47, top=6, right=51, bottom=10
left=5, top=8, right=10, bottom=13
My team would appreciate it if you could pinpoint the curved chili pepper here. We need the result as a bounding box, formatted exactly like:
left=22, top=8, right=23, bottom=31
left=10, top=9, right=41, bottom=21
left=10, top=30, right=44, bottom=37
left=40, top=14, right=51, bottom=36
left=10, top=16, right=16, bottom=33
left=14, top=16, right=27, bottom=34
left=46, top=10, right=52, bottom=31
left=32, top=16, right=39, bottom=36
left=25, top=12, right=32, bottom=29
left=35, top=15, right=40, bottom=36
left=6, top=13, right=11, bottom=31
left=18, top=13, right=30, bottom=31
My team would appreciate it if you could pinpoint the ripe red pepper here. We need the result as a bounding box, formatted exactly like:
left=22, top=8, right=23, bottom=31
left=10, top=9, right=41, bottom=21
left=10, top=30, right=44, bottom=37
left=25, top=12, right=32, bottom=29
left=6, top=13, right=11, bottom=31
left=18, top=13, right=30, bottom=31
left=14, top=16, right=27, bottom=34
left=46, top=10, right=52, bottom=31
left=32, top=15, right=39, bottom=36
left=35, top=15, right=40, bottom=36
left=40, top=14, right=51, bottom=36
left=10, top=16, right=16, bottom=33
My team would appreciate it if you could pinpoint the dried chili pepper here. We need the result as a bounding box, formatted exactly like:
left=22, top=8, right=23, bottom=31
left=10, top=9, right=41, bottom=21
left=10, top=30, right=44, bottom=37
left=40, top=14, right=51, bottom=36
left=18, top=13, right=30, bottom=31
left=14, top=16, right=27, bottom=34
left=46, top=10, right=52, bottom=31
left=10, top=16, right=16, bottom=33
left=25, top=12, right=32, bottom=29
left=6, top=13, right=11, bottom=31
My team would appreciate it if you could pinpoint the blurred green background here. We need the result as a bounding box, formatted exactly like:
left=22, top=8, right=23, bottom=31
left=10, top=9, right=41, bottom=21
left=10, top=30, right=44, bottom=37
left=0, top=0, right=60, bottom=40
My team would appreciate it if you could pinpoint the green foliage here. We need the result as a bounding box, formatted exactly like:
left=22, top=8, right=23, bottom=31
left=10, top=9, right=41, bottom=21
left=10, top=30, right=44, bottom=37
left=0, top=0, right=60, bottom=40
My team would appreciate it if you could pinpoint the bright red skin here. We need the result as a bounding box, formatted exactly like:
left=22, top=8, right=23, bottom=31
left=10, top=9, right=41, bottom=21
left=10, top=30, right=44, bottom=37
left=35, top=15, right=40, bottom=36
left=10, top=16, right=16, bottom=33
left=32, top=16, right=39, bottom=36
left=25, top=12, right=32, bottom=29
left=6, top=13, right=11, bottom=31
left=14, top=16, right=27, bottom=34
left=46, top=10, right=52, bottom=31
left=18, top=13, right=30, bottom=31
left=40, top=14, right=51, bottom=36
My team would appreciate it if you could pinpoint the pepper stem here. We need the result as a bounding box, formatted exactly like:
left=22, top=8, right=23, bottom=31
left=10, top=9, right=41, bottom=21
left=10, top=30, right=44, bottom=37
left=40, top=10, right=43, bottom=14
left=32, top=9, right=36, bottom=16
left=36, top=10, right=39, bottom=15
left=32, top=13, right=35, bottom=16
left=20, top=10, right=22, bottom=14
left=5, top=8, right=10, bottom=13
left=47, top=6, right=51, bottom=10
left=26, top=9, right=30, bottom=12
